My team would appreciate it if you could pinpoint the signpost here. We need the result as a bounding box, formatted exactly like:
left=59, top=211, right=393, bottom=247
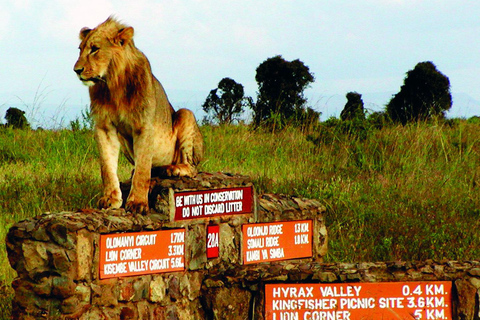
left=206, top=225, right=220, bottom=259
left=99, top=229, right=185, bottom=279
left=265, top=281, right=453, bottom=320
left=242, top=220, right=313, bottom=264
left=174, top=186, right=254, bottom=221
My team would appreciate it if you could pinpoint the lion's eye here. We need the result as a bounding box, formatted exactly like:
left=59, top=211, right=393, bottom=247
left=90, top=46, right=99, bottom=54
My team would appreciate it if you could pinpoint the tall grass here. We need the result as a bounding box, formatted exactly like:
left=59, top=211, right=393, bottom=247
left=1, top=121, right=480, bottom=318
left=200, top=121, right=480, bottom=262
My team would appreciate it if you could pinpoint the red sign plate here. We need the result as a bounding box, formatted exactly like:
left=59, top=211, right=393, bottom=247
left=265, top=282, right=453, bottom=320
left=99, top=229, right=185, bottom=279
left=174, top=186, right=253, bottom=221
left=242, top=220, right=312, bottom=264
left=206, top=225, right=220, bottom=259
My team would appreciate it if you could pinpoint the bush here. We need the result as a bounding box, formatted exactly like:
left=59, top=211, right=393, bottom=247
left=386, top=61, right=452, bottom=124
left=251, top=55, right=314, bottom=128
left=4, top=107, right=30, bottom=129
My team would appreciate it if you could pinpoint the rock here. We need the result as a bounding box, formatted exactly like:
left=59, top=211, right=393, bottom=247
left=313, top=272, right=338, bottom=283
left=149, top=276, right=167, bottom=303
left=455, top=279, right=478, bottom=320
left=52, top=276, right=76, bottom=299
left=76, top=229, right=93, bottom=281
left=203, top=287, right=251, bottom=320
left=91, top=279, right=118, bottom=307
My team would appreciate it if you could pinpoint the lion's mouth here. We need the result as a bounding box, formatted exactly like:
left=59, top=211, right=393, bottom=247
left=79, top=76, right=106, bottom=85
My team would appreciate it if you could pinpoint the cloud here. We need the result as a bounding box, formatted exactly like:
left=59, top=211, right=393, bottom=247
left=36, top=0, right=115, bottom=44
left=0, top=10, right=10, bottom=41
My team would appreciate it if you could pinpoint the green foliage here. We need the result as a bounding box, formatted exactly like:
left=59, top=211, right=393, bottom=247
left=308, top=116, right=373, bottom=146
left=340, top=92, right=365, bottom=121
left=70, top=105, right=94, bottom=131
left=467, top=116, right=480, bottom=124
left=292, top=107, right=321, bottom=132
left=202, top=78, right=247, bottom=125
left=367, top=111, right=392, bottom=129
left=251, top=55, right=315, bottom=128
left=387, top=61, right=452, bottom=124
left=4, top=107, right=30, bottom=129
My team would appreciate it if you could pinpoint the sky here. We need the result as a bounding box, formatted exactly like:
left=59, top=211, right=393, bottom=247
left=1, top=0, right=480, bottom=127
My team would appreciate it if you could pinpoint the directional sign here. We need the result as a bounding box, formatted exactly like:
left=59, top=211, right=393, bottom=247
left=99, top=229, right=185, bottom=279
left=242, top=220, right=313, bottom=264
left=206, top=225, right=220, bottom=259
left=265, top=281, right=453, bottom=320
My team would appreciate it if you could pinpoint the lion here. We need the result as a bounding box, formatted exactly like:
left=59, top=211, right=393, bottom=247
left=73, top=17, right=204, bottom=214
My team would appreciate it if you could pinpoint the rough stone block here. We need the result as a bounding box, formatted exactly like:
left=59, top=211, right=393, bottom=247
left=76, top=229, right=93, bottom=281
left=149, top=276, right=167, bottom=303
left=52, top=276, right=76, bottom=299
left=203, top=286, right=251, bottom=320
left=186, top=224, right=207, bottom=270
left=455, top=279, right=478, bottom=320
left=91, top=279, right=118, bottom=307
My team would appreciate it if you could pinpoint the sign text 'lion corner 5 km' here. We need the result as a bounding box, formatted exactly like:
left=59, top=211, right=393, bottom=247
left=99, top=229, right=185, bottom=279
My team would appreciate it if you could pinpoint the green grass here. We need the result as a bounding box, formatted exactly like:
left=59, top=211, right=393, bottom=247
left=200, top=122, right=480, bottom=262
left=2, top=121, right=480, bottom=318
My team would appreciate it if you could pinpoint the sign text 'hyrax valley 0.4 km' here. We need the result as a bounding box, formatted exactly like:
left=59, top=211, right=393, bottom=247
left=265, top=282, right=452, bottom=320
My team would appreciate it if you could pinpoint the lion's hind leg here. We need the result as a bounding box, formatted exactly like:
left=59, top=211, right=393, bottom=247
left=169, top=108, right=204, bottom=176
left=163, top=108, right=204, bottom=177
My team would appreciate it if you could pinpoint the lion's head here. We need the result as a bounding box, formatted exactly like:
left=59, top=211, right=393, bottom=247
left=73, top=17, right=134, bottom=87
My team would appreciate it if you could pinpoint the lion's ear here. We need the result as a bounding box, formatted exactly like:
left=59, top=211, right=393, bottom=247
left=79, top=27, right=91, bottom=40
left=116, top=27, right=134, bottom=46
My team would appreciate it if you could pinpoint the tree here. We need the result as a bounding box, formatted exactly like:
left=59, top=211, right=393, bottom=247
left=5, top=107, right=30, bottom=129
left=340, top=92, right=365, bottom=121
left=386, top=61, right=452, bottom=124
left=202, top=78, right=246, bottom=124
left=251, top=55, right=314, bottom=127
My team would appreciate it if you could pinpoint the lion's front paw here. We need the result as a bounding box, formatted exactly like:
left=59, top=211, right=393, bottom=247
left=165, top=164, right=195, bottom=177
left=98, top=195, right=123, bottom=210
left=165, top=165, right=182, bottom=177
left=125, top=200, right=149, bottom=215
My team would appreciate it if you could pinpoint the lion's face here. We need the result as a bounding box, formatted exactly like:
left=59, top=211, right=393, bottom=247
left=74, top=18, right=134, bottom=87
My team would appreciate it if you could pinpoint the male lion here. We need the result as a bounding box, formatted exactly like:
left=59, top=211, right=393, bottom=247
left=74, top=17, right=204, bottom=214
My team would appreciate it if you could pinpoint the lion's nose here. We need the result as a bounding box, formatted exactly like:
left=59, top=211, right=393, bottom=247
left=74, top=67, right=84, bottom=75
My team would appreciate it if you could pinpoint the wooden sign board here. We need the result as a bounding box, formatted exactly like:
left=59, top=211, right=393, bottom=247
left=174, top=186, right=253, bottom=221
left=242, top=220, right=312, bottom=264
left=99, top=229, right=185, bottom=279
left=265, top=281, right=453, bottom=320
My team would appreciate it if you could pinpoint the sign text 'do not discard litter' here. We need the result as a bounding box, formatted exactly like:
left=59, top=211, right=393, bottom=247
left=174, top=186, right=253, bottom=220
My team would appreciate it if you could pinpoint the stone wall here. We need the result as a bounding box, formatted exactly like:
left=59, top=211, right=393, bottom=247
left=6, top=173, right=480, bottom=319
left=7, top=173, right=327, bottom=319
